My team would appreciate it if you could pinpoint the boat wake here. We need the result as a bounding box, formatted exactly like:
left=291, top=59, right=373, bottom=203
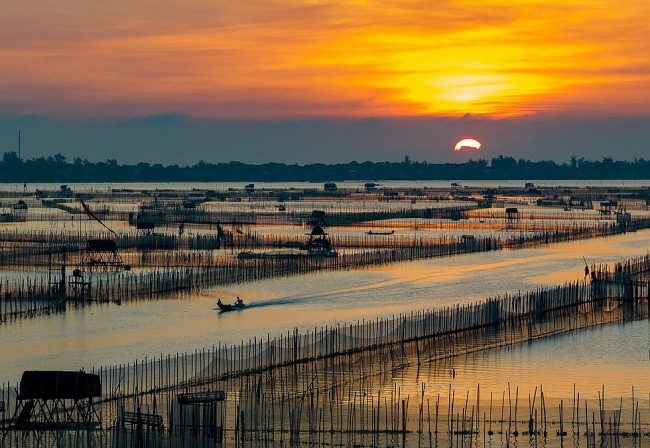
left=243, top=298, right=304, bottom=308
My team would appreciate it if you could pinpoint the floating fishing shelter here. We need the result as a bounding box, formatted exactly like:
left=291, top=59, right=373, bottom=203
left=177, top=391, right=225, bottom=439
left=82, top=239, right=129, bottom=271
left=599, top=200, right=617, bottom=215
left=136, top=220, right=156, bottom=235
left=0, top=200, right=27, bottom=222
left=68, top=268, right=91, bottom=301
left=506, top=207, right=519, bottom=222
left=307, top=209, right=327, bottom=226
left=616, top=207, right=633, bottom=231
left=7, top=371, right=101, bottom=430
left=46, top=247, right=90, bottom=303
left=303, top=225, right=337, bottom=257
left=11, top=199, right=29, bottom=211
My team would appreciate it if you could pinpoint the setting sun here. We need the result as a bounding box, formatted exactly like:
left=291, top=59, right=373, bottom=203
left=454, top=138, right=482, bottom=151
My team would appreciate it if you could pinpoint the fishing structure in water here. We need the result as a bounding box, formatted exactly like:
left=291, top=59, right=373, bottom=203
left=1, top=185, right=650, bottom=446
left=1, top=257, right=649, bottom=447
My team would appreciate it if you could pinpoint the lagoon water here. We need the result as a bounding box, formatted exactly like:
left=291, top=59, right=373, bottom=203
left=1, top=230, right=649, bottom=399
left=1, top=179, right=650, bottom=194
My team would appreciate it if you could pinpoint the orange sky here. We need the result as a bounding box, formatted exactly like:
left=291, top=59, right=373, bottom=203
left=2, top=0, right=650, bottom=119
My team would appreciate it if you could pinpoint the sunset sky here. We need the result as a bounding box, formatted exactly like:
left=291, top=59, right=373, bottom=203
left=1, top=0, right=650, bottom=164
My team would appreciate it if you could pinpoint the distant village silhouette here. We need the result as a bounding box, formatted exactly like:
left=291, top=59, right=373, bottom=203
left=1, top=151, right=648, bottom=181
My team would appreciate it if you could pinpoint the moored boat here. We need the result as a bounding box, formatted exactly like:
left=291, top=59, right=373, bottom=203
left=365, top=230, right=394, bottom=235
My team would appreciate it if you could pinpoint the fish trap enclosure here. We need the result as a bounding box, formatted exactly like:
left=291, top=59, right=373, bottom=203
left=1, top=257, right=648, bottom=447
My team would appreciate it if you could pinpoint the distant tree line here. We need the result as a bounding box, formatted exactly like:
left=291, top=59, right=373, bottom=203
left=1, top=151, right=650, bottom=182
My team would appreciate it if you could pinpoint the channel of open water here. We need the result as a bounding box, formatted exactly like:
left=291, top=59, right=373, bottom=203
left=1, top=227, right=649, bottom=400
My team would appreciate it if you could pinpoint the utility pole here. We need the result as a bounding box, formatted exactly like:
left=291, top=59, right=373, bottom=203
left=19, top=131, right=26, bottom=192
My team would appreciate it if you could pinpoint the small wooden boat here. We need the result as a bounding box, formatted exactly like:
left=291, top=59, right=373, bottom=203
left=365, top=230, right=394, bottom=235
left=217, top=298, right=245, bottom=312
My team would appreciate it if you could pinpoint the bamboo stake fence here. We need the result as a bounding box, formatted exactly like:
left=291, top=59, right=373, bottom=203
left=1, top=212, right=648, bottom=268
left=2, top=220, right=649, bottom=323
left=1, top=261, right=648, bottom=447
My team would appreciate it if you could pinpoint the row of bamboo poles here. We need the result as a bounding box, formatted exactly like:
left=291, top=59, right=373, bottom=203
left=1, top=220, right=645, bottom=324
left=0, top=217, right=638, bottom=263
left=4, top=202, right=478, bottom=226
left=1, top=275, right=641, bottom=406
left=0, top=218, right=643, bottom=268
left=2, top=385, right=649, bottom=448
left=0, top=203, right=633, bottom=235
left=93, top=277, right=649, bottom=401
left=1, top=264, right=648, bottom=447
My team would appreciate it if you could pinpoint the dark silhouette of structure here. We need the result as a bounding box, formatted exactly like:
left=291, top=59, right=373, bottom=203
left=506, top=207, right=519, bottom=223
left=177, top=390, right=225, bottom=439
left=82, top=239, right=129, bottom=271
left=8, top=371, right=101, bottom=431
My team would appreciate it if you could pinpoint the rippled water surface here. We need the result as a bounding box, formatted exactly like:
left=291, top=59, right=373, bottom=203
left=1, top=230, right=649, bottom=393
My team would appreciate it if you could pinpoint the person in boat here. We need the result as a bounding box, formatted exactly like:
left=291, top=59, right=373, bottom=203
left=217, top=298, right=222, bottom=307
left=235, top=296, right=243, bottom=307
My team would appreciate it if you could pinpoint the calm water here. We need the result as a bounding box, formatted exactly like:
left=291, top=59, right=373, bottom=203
left=1, top=230, right=650, bottom=390
left=393, top=319, right=650, bottom=400
left=1, top=179, right=650, bottom=193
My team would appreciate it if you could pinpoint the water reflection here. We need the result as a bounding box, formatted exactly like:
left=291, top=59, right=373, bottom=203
left=398, top=319, right=650, bottom=399
left=1, top=231, right=650, bottom=386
